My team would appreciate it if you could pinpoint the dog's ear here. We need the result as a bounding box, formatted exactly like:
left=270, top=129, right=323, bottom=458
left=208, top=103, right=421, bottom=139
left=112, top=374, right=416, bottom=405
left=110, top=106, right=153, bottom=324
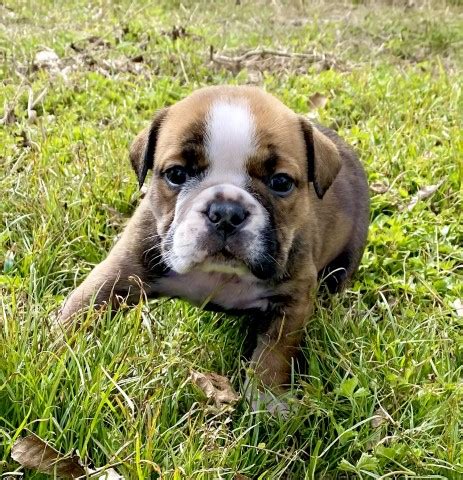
left=130, top=108, right=169, bottom=187
left=299, top=117, right=342, bottom=199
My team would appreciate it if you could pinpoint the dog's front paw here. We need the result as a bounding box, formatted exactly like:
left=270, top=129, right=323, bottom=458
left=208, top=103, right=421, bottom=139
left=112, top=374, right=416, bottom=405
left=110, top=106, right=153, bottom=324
left=252, top=390, right=291, bottom=417
left=244, top=376, right=291, bottom=418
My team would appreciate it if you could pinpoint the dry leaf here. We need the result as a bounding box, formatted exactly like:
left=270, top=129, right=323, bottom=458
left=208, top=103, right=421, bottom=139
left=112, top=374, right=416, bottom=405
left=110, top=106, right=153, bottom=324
left=11, top=434, right=86, bottom=477
left=234, top=474, right=251, bottom=480
left=370, top=181, right=389, bottom=194
left=452, top=299, right=463, bottom=318
left=308, top=92, right=328, bottom=110
left=406, top=180, right=444, bottom=211
left=190, top=370, right=240, bottom=408
left=371, top=406, right=395, bottom=428
left=11, top=434, right=124, bottom=479
left=371, top=409, right=387, bottom=428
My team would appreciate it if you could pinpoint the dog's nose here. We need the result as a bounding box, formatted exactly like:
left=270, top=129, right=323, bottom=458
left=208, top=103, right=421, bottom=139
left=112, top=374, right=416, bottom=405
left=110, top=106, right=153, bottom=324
left=206, top=201, right=248, bottom=235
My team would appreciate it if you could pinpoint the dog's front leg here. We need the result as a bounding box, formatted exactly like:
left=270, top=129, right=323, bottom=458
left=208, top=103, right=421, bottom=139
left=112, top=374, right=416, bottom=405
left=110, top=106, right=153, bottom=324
left=248, top=280, right=315, bottom=413
left=252, top=300, right=313, bottom=388
left=57, top=203, right=155, bottom=332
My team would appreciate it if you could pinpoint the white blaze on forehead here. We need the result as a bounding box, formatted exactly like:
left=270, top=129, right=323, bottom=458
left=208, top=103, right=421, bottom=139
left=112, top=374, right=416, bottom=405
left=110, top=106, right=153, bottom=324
left=205, top=99, right=257, bottom=183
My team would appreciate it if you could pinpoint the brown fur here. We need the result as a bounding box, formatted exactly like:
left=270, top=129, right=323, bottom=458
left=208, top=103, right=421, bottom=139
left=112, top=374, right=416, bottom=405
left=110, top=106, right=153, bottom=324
left=57, top=86, right=369, bottom=394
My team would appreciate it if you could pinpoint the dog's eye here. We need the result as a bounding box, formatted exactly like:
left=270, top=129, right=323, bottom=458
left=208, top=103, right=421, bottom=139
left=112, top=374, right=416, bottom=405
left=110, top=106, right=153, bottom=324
left=165, top=166, right=189, bottom=186
left=268, top=173, right=295, bottom=196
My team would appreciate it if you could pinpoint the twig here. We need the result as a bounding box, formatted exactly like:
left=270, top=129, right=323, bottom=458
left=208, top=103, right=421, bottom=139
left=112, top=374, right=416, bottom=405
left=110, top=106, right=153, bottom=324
left=0, top=77, right=26, bottom=125
left=27, top=87, right=47, bottom=123
left=211, top=47, right=332, bottom=66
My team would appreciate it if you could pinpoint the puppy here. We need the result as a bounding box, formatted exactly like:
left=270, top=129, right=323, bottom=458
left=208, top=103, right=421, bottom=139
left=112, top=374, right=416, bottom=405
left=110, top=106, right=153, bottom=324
left=57, top=86, right=369, bottom=406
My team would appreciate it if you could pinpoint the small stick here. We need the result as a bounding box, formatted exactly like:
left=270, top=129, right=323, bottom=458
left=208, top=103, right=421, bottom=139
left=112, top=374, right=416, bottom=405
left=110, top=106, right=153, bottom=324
left=211, top=47, right=331, bottom=65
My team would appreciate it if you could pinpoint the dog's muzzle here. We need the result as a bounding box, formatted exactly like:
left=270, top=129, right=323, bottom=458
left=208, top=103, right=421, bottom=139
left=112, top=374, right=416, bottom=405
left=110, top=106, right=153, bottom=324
left=162, top=183, right=276, bottom=277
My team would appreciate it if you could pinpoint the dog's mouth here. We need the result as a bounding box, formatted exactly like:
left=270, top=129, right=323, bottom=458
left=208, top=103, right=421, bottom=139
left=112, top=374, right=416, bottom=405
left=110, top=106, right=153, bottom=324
left=198, top=252, right=250, bottom=276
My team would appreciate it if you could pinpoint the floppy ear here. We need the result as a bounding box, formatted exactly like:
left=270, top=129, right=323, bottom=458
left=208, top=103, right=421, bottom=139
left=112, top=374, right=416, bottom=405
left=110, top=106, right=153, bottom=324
left=299, top=117, right=342, bottom=199
left=129, top=108, right=169, bottom=187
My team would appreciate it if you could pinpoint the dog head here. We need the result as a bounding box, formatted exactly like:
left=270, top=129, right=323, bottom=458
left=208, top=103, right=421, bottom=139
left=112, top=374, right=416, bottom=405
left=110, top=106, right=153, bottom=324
left=130, top=86, right=341, bottom=280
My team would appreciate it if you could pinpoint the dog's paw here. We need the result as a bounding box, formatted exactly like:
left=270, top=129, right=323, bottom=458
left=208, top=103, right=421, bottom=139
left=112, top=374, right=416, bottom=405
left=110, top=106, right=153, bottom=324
left=251, top=390, right=291, bottom=417
left=244, top=376, right=291, bottom=418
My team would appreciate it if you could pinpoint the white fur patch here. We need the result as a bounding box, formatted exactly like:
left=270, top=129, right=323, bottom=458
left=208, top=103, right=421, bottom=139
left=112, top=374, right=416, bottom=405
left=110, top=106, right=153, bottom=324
left=205, top=100, right=257, bottom=184
left=155, top=270, right=271, bottom=311
left=164, top=99, right=269, bottom=283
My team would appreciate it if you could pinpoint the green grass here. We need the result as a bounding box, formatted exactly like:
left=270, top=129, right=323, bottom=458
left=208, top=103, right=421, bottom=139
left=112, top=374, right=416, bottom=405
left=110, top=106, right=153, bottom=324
left=1, top=0, right=462, bottom=478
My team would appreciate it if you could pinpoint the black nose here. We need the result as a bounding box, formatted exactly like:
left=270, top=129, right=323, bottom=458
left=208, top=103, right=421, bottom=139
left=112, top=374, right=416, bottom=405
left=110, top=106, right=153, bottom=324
left=206, top=201, right=248, bottom=236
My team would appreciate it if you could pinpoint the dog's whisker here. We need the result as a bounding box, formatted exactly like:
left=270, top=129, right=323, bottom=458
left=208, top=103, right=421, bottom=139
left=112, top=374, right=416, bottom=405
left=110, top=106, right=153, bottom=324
left=142, top=232, right=171, bottom=243
left=142, top=239, right=175, bottom=257
left=146, top=253, right=166, bottom=269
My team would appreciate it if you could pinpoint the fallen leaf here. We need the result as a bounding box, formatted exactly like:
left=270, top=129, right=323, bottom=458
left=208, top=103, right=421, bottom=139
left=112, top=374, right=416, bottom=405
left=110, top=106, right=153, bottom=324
left=371, top=406, right=395, bottom=428
left=234, top=474, right=251, bottom=480
left=371, top=409, right=387, bottom=428
left=11, top=434, right=86, bottom=477
left=452, top=299, right=463, bottom=317
left=370, top=181, right=389, bottom=194
left=190, top=370, right=240, bottom=408
left=405, top=180, right=444, bottom=211
left=308, top=92, right=328, bottom=110
left=11, top=434, right=125, bottom=479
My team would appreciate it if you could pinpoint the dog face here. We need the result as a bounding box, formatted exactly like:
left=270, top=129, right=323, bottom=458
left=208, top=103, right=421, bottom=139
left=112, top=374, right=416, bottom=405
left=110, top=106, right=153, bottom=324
left=130, top=86, right=341, bottom=280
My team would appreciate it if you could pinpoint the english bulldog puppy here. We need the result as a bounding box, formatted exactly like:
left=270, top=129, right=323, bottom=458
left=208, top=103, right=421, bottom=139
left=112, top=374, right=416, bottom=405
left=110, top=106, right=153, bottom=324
left=57, top=86, right=369, bottom=411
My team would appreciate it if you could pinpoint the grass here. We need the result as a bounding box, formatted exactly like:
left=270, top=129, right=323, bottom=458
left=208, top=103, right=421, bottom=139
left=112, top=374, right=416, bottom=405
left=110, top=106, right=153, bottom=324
left=1, top=0, right=462, bottom=478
